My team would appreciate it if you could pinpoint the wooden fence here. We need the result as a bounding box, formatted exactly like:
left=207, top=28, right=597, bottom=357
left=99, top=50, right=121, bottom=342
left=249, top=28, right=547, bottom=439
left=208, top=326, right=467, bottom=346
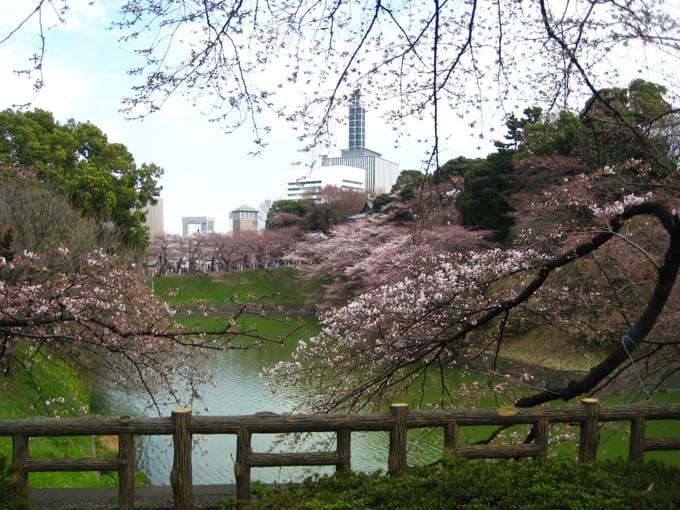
left=1, top=399, right=679, bottom=510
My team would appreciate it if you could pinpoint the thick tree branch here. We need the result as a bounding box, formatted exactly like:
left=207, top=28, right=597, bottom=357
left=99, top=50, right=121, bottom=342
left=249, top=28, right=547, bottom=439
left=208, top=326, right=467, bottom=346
left=515, top=209, right=680, bottom=407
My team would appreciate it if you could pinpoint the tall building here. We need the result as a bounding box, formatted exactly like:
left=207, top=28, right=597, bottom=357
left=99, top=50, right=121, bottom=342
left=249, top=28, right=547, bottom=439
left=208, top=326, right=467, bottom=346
left=284, top=165, right=365, bottom=200
left=348, top=91, right=366, bottom=151
left=322, top=91, right=400, bottom=195
left=182, top=216, right=215, bottom=236
left=143, top=198, right=164, bottom=240
left=230, top=205, right=258, bottom=234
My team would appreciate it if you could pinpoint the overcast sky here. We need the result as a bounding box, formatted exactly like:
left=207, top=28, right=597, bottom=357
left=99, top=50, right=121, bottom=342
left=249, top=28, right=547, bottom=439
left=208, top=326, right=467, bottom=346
left=0, top=2, right=494, bottom=234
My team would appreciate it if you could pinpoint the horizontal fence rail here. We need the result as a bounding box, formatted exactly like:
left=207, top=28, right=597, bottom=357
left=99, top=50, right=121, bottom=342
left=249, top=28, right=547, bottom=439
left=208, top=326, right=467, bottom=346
left=1, top=399, right=679, bottom=510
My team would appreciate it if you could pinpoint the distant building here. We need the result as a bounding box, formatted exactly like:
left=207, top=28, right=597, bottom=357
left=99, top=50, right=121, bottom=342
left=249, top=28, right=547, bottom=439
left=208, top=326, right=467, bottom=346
left=143, top=198, right=164, bottom=240
left=321, top=91, right=400, bottom=194
left=182, top=216, right=215, bottom=236
left=229, top=205, right=258, bottom=234
left=284, top=165, right=365, bottom=200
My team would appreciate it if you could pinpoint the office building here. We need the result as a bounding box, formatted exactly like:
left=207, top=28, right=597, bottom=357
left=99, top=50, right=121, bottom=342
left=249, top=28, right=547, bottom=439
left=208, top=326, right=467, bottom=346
left=230, top=205, right=258, bottom=234
left=321, top=91, right=400, bottom=194
left=284, top=165, right=365, bottom=200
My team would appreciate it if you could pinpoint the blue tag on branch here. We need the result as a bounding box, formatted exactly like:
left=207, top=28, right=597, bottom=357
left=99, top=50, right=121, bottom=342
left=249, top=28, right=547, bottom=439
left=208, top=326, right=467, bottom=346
left=622, top=328, right=641, bottom=352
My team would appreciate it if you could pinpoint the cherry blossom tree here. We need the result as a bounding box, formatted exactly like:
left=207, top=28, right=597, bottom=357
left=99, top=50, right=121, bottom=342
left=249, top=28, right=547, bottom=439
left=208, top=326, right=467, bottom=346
left=148, top=228, right=303, bottom=275
left=1, top=249, right=270, bottom=414
left=1, top=170, right=263, bottom=414
left=4, top=1, right=679, bottom=166
left=288, top=204, right=486, bottom=304
left=273, top=161, right=680, bottom=413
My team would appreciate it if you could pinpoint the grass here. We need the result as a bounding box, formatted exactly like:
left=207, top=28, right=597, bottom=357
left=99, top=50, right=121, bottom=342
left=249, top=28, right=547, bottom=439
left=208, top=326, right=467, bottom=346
left=0, top=348, right=120, bottom=488
left=153, top=267, right=324, bottom=305
left=501, top=326, right=607, bottom=372
left=175, top=312, right=320, bottom=347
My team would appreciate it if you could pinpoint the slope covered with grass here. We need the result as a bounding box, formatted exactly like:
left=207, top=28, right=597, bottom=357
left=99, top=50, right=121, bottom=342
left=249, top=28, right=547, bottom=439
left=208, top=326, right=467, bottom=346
left=153, top=267, right=324, bottom=306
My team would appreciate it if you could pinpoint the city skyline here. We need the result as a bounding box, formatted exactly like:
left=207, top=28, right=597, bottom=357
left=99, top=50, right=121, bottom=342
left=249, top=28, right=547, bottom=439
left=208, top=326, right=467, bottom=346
left=1, top=3, right=495, bottom=235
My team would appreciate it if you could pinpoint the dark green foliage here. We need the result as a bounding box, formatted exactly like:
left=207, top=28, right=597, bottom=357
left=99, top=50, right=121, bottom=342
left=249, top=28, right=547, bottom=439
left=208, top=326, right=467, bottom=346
left=0, top=457, right=29, bottom=510
left=237, top=458, right=680, bottom=510
left=432, top=156, right=484, bottom=184
left=456, top=152, right=514, bottom=241
left=495, top=108, right=581, bottom=158
left=0, top=109, right=162, bottom=250
left=391, top=170, right=426, bottom=202
left=266, top=199, right=330, bottom=232
left=579, top=80, right=677, bottom=174
left=266, top=190, right=365, bottom=233
left=371, top=193, right=393, bottom=212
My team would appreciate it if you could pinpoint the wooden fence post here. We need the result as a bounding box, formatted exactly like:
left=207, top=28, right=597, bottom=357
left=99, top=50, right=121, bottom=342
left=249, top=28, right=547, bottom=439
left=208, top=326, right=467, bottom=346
left=171, top=408, right=193, bottom=510
left=235, top=427, right=252, bottom=510
left=629, top=415, right=645, bottom=462
left=443, top=422, right=458, bottom=459
left=579, top=398, right=599, bottom=463
left=11, top=433, right=28, bottom=492
left=336, top=429, right=351, bottom=473
left=118, top=419, right=135, bottom=510
left=388, top=403, right=408, bottom=476
left=535, top=419, right=549, bottom=458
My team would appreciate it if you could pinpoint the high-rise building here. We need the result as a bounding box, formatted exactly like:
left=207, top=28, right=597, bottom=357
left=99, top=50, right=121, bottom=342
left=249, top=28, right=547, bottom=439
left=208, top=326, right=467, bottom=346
left=322, top=91, right=400, bottom=195
left=229, top=205, right=258, bottom=234
left=348, top=91, right=366, bottom=151
left=143, top=198, right=164, bottom=240
left=182, top=216, right=215, bottom=236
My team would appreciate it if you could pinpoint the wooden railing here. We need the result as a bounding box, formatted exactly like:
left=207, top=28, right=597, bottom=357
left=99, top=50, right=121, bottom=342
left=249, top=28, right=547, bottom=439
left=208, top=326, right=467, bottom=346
left=1, top=399, right=680, bottom=510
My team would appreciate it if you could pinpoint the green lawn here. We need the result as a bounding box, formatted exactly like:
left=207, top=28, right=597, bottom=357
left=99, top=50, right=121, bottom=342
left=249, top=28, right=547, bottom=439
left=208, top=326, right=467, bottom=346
left=174, top=312, right=321, bottom=348
left=153, top=267, right=324, bottom=305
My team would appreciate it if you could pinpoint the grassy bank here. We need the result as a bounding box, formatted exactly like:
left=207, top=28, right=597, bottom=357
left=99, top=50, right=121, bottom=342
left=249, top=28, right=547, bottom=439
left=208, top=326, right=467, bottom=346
left=0, top=348, right=119, bottom=488
left=153, top=267, right=324, bottom=306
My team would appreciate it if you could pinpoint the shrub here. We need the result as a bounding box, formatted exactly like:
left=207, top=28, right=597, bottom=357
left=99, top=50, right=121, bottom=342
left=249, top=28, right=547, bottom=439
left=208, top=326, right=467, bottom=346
left=230, top=458, right=680, bottom=509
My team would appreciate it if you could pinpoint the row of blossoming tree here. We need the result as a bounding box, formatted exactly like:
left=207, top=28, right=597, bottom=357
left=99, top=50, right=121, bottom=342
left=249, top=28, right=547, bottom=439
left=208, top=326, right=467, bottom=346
left=147, top=228, right=302, bottom=276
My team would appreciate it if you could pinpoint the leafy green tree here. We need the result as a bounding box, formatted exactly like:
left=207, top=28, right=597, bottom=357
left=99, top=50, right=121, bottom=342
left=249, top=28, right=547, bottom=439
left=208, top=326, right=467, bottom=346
left=265, top=199, right=314, bottom=229
left=0, top=109, right=162, bottom=250
left=432, top=156, right=485, bottom=184
left=390, top=170, right=425, bottom=202
left=579, top=80, right=678, bottom=174
left=494, top=107, right=581, bottom=157
left=521, top=111, right=582, bottom=157
left=267, top=187, right=366, bottom=233
left=456, top=152, right=514, bottom=240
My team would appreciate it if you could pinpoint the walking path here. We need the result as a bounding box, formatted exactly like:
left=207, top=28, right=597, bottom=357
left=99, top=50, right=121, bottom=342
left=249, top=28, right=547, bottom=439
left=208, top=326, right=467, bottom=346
left=28, top=485, right=235, bottom=510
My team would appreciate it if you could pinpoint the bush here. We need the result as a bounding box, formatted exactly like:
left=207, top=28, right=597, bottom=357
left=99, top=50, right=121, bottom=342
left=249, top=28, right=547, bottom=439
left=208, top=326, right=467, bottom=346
left=0, top=457, right=29, bottom=510
left=232, top=458, right=680, bottom=509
